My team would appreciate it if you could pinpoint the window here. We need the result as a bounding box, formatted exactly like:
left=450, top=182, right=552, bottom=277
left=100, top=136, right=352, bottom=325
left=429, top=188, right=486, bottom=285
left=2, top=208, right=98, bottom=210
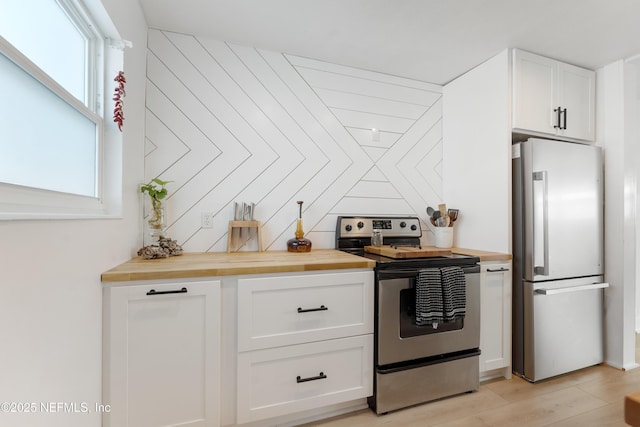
left=0, top=0, right=92, bottom=104
left=0, top=0, right=122, bottom=219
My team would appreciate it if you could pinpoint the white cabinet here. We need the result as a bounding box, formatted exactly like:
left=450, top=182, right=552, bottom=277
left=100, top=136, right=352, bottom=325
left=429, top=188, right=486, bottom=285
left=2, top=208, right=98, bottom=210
left=479, top=261, right=512, bottom=380
left=235, top=270, right=374, bottom=424
left=513, top=49, right=596, bottom=141
left=103, top=279, right=221, bottom=427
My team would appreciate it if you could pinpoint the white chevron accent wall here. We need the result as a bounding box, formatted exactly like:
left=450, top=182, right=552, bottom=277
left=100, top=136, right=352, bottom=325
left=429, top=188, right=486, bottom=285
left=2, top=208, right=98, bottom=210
left=145, top=29, right=444, bottom=252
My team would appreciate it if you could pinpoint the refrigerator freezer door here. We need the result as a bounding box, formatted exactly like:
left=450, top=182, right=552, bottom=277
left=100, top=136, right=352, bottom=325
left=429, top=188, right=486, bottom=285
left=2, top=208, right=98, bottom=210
left=523, top=277, right=607, bottom=382
left=521, top=139, right=603, bottom=281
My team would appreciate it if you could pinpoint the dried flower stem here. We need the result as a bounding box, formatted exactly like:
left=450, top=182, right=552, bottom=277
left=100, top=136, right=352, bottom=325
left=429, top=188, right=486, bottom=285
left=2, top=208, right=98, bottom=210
left=113, top=71, right=126, bottom=131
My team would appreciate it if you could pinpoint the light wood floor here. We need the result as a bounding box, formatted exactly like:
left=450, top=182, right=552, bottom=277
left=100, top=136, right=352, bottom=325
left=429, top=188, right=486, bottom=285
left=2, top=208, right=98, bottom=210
left=302, top=364, right=640, bottom=427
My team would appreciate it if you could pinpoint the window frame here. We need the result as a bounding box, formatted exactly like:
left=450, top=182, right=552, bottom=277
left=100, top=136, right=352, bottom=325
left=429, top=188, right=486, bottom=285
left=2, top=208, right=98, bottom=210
left=0, top=0, right=123, bottom=220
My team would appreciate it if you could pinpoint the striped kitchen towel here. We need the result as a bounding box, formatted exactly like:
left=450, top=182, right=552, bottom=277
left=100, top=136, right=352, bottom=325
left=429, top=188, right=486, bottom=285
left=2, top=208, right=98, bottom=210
left=415, top=268, right=443, bottom=326
left=441, top=266, right=466, bottom=322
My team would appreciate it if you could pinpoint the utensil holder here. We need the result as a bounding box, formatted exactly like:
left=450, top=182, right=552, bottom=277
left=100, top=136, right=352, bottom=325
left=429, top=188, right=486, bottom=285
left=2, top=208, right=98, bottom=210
left=434, top=227, right=453, bottom=248
left=227, top=220, right=263, bottom=252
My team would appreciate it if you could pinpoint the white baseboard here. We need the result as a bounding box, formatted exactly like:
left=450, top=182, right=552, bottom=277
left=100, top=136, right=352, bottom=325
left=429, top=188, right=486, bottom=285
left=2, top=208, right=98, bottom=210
left=624, top=362, right=640, bottom=371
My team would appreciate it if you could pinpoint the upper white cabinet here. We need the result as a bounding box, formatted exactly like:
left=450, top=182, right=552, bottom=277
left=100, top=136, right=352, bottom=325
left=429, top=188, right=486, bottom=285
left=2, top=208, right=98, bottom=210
left=512, top=49, right=596, bottom=141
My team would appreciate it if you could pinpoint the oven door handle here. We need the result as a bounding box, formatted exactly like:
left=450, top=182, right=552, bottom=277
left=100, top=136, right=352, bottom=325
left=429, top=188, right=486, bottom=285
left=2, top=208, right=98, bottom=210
left=377, top=266, right=480, bottom=280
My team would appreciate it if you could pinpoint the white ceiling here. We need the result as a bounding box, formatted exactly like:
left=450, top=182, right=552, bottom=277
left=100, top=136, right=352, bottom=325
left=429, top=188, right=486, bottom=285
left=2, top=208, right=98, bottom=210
left=137, top=0, right=640, bottom=85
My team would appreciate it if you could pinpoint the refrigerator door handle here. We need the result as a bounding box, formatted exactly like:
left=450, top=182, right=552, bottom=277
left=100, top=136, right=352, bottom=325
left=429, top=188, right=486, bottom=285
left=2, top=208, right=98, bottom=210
left=534, top=282, right=609, bottom=295
left=532, top=171, right=549, bottom=276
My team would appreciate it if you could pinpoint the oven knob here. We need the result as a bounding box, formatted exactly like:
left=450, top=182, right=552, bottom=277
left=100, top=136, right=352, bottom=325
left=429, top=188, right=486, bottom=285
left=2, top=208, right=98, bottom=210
left=411, top=224, right=417, bottom=231
left=400, top=221, right=406, bottom=228
left=357, top=221, right=364, bottom=229
left=345, top=224, right=352, bottom=232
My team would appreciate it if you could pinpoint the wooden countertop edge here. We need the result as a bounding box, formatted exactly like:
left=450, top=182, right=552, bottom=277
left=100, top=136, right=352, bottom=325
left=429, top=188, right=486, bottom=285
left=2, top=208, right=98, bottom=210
left=100, top=248, right=511, bottom=282
left=451, top=247, right=512, bottom=262
left=101, top=250, right=376, bottom=282
left=101, top=261, right=375, bottom=282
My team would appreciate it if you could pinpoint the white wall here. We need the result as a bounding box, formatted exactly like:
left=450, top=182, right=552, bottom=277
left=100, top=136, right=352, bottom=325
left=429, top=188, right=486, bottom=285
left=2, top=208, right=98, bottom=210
left=628, top=59, right=640, bottom=333
left=0, top=1, right=147, bottom=426
left=442, top=49, right=511, bottom=253
left=144, top=29, right=445, bottom=251
left=597, top=60, right=638, bottom=370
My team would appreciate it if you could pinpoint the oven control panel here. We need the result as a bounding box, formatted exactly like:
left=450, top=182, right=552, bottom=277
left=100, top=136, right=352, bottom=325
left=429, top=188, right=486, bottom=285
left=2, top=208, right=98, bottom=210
left=336, top=216, right=422, bottom=238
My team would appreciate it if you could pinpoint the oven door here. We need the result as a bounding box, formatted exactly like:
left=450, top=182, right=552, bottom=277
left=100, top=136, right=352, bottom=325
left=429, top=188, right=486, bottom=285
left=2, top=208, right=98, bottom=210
left=376, top=266, right=480, bottom=366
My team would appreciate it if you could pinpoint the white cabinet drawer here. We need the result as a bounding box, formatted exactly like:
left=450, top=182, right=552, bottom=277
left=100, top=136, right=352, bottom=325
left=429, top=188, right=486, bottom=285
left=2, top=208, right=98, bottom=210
left=237, top=271, right=373, bottom=351
left=236, top=335, right=373, bottom=424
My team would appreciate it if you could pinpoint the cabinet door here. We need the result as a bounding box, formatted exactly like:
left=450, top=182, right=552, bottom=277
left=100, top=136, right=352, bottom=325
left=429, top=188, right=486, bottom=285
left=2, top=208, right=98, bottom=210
left=512, top=49, right=596, bottom=142
left=512, top=50, right=558, bottom=135
left=557, top=62, right=596, bottom=141
left=479, top=262, right=512, bottom=376
left=104, top=280, right=221, bottom=427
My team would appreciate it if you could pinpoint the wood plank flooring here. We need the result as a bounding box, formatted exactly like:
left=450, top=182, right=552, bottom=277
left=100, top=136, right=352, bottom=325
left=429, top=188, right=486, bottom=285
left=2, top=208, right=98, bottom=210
left=302, top=364, right=640, bottom=427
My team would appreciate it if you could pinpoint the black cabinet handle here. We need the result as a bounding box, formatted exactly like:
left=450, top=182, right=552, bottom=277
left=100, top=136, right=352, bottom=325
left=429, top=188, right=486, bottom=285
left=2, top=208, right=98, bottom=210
left=146, top=287, right=188, bottom=296
left=296, top=372, right=327, bottom=383
left=297, top=305, right=328, bottom=313
left=562, top=108, right=567, bottom=130
left=487, top=268, right=509, bottom=273
left=553, top=106, right=562, bottom=129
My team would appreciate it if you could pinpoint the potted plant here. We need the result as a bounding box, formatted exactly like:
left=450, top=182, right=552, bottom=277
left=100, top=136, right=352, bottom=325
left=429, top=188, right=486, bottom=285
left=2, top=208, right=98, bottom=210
left=141, top=178, right=171, bottom=239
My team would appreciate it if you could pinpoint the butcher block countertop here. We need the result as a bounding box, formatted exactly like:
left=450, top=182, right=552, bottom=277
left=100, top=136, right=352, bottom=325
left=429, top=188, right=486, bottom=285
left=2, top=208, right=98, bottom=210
left=451, top=247, right=512, bottom=262
left=101, top=249, right=376, bottom=282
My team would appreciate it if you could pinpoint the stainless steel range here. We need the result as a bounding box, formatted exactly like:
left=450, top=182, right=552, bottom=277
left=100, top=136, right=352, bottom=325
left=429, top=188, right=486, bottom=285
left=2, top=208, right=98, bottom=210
left=336, top=216, right=481, bottom=414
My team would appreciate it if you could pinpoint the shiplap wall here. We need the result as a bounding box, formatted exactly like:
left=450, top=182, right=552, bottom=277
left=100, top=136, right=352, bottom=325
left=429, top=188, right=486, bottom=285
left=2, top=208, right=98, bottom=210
left=145, top=29, right=444, bottom=251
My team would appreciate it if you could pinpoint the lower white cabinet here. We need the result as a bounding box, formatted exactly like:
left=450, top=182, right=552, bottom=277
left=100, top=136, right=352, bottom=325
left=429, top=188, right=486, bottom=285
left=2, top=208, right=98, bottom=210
left=102, top=269, right=373, bottom=427
left=103, top=279, right=221, bottom=427
left=237, top=335, right=373, bottom=423
left=237, top=271, right=374, bottom=352
left=479, top=261, right=512, bottom=379
left=235, top=270, right=374, bottom=424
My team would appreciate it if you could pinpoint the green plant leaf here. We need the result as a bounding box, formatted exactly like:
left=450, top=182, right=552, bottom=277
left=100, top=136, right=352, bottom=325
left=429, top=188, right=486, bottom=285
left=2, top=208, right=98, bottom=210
left=141, top=178, right=171, bottom=200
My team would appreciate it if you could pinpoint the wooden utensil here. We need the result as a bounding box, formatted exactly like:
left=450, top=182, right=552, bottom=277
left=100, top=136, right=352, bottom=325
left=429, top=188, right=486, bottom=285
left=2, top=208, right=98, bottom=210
left=436, top=203, right=450, bottom=227
left=447, top=209, right=459, bottom=227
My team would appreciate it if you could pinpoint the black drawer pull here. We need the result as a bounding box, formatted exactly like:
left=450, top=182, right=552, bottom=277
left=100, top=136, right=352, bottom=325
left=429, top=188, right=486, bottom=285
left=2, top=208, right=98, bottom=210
left=297, top=305, right=328, bottom=313
left=146, top=287, right=188, bottom=296
left=296, top=372, right=327, bottom=383
left=486, top=268, right=509, bottom=273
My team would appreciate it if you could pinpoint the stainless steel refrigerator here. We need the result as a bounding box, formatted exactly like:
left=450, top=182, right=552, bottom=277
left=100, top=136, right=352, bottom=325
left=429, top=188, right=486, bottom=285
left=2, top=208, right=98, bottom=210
left=512, top=138, right=608, bottom=382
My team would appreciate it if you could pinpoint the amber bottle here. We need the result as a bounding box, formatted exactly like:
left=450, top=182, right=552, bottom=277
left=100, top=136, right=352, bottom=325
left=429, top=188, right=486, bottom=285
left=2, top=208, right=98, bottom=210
left=287, top=201, right=312, bottom=252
